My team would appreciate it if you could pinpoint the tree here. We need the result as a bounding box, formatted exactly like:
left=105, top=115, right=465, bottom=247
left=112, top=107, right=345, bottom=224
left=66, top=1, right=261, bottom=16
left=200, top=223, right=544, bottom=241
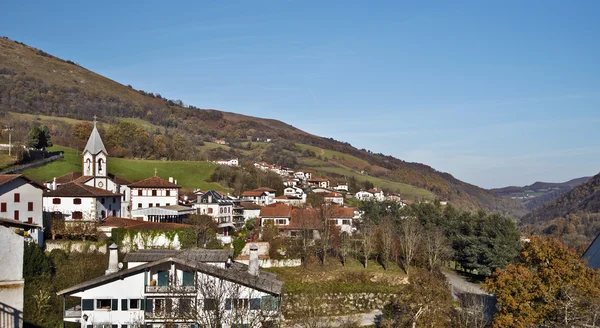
left=483, top=236, right=600, bottom=328
left=377, top=216, right=396, bottom=269
left=424, top=227, right=452, bottom=271
left=26, top=125, right=53, bottom=150
left=187, top=214, right=218, bottom=248
left=358, top=223, right=376, bottom=269
left=398, top=216, right=422, bottom=275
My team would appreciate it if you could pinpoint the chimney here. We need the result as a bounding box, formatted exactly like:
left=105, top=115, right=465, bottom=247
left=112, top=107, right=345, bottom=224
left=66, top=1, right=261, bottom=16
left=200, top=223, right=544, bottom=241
left=52, top=177, right=57, bottom=191
left=174, top=179, right=178, bottom=185
left=169, top=177, right=174, bottom=183
left=105, top=243, right=119, bottom=275
left=248, top=244, right=259, bottom=276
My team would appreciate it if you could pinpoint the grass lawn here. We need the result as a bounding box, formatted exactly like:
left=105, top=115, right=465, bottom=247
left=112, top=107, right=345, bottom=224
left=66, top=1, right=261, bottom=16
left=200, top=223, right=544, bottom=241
left=0, top=153, right=17, bottom=170
left=21, top=145, right=227, bottom=191
left=266, top=257, right=407, bottom=294
left=296, top=144, right=371, bottom=168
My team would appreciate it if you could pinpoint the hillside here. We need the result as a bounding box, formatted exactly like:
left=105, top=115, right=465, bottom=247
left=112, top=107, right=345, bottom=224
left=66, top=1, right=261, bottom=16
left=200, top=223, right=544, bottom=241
left=0, top=36, right=525, bottom=216
left=491, top=177, right=592, bottom=211
left=522, top=172, right=600, bottom=225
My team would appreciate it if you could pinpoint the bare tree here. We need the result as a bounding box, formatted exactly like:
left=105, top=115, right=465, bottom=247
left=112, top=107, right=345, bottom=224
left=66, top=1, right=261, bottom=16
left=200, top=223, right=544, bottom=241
left=316, top=204, right=336, bottom=265
left=453, top=291, right=492, bottom=328
left=358, top=223, right=376, bottom=269
left=378, top=216, right=396, bottom=269
left=188, top=214, right=218, bottom=248
left=339, top=231, right=352, bottom=266
left=425, top=227, right=453, bottom=271
left=399, top=216, right=422, bottom=275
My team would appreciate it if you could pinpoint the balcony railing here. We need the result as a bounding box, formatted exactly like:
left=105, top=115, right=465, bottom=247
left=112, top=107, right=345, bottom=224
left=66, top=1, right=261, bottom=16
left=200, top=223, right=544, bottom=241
left=145, top=285, right=196, bottom=293
left=65, top=308, right=81, bottom=318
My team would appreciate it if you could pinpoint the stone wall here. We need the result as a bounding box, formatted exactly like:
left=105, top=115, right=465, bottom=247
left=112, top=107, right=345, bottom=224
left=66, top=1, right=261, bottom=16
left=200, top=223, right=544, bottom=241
left=45, top=240, right=107, bottom=254
left=282, top=292, right=397, bottom=318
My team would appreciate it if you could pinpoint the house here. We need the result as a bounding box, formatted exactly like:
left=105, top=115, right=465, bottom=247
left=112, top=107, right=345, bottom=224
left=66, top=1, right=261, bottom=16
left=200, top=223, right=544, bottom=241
left=0, top=218, right=41, bottom=328
left=259, top=203, right=293, bottom=227
left=57, top=247, right=283, bottom=327
left=214, top=139, right=227, bottom=145
left=241, top=188, right=276, bottom=206
left=194, top=190, right=236, bottom=241
left=214, top=158, right=239, bottom=167
left=386, top=194, right=403, bottom=203
left=130, top=176, right=181, bottom=211
left=273, top=195, right=305, bottom=205
left=44, top=182, right=122, bottom=221
left=130, top=205, right=195, bottom=224
left=355, top=188, right=385, bottom=202
left=44, top=119, right=132, bottom=217
left=283, top=178, right=299, bottom=187
left=333, top=184, right=349, bottom=192
left=323, top=192, right=344, bottom=206
left=0, top=174, right=45, bottom=245
left=307, top=178, right=329, bottom=189
left=239, top=202, right=261, bottom=222
left=367, top=188, right=385, bottom=201
left=330, top=206, right=356, bottom=234
left=294, top=170, right=312, bottom=181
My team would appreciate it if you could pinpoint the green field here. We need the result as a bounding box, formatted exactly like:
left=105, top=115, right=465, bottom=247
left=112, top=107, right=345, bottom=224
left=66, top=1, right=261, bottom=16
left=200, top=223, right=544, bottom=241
left=296, top=144, right=371, bottom=168
left=0, top=153, right=17, bottom=170
left=22, top=145, right=226, bottom=191
left=8, top=112, right=111, bottom=129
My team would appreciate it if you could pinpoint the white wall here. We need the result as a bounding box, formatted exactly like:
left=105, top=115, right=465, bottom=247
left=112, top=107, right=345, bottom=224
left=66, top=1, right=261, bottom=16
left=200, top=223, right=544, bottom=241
left=0, top=226, right=25, bottom=328
left=0, top=178, right=43, bottom=245
left=131, top=188, right=178, bottom=210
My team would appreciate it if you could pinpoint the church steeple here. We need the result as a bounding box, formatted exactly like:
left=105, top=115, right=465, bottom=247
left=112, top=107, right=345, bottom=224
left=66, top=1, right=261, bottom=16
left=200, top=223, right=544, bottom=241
left=82, top=116, right=108, bottom=178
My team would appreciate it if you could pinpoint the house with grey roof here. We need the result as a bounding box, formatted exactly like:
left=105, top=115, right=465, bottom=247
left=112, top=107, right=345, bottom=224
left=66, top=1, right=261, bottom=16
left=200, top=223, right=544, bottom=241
left=57, top=246, right=283, bottom=327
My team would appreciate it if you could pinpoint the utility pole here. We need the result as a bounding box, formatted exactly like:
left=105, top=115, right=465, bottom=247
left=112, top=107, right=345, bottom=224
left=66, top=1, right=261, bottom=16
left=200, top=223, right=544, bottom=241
left=3, top=126, right=13, bottom=156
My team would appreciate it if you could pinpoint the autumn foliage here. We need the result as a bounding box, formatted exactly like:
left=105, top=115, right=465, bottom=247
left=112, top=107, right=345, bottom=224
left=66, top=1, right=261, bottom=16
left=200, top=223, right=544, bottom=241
left=484, top=236, right=600, bottom=327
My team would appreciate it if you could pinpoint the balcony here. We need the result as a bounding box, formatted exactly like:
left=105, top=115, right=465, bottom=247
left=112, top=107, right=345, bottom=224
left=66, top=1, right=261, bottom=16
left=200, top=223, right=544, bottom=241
left=65, top=306, right=81, bottom=318
left=145, top=285, right=196, bottom=293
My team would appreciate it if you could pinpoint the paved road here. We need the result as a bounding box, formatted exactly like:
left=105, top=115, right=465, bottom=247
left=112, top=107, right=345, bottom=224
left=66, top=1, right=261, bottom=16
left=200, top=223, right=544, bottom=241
left=442, top=270, right=488, bottom=297
left=284, top=310, right=382, bottom=327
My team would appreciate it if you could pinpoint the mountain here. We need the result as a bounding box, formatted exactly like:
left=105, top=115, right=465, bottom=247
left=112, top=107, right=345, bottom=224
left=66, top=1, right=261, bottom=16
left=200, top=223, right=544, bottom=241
left=0, top=36, right=526, bottom=217
left=521, top=172, right=600, bottom=225
left=490, top=177, right=592, bottom=211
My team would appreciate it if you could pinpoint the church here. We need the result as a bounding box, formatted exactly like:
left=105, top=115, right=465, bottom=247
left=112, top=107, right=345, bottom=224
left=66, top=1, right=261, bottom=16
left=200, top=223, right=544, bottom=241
left=43, top=118, right=182, bottom=222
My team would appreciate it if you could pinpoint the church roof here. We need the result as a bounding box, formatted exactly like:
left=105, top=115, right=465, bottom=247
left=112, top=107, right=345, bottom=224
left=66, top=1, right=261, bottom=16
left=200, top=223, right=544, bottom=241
left=82, top=123, right=107, bottom=155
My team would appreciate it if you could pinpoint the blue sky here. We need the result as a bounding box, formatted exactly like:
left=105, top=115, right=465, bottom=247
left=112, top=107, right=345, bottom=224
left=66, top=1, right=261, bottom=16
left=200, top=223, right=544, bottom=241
left=2, top=1, right=600, bottom=188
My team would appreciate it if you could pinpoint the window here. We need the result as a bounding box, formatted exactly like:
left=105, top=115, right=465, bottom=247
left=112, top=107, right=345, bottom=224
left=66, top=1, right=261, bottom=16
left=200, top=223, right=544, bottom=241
left=113, top=197, right=116, bottom=203
left=166, top=190, right=170, bottom=196
left=96, top=299, right=112, bottom=310
left=208, top=208, right=213, bottom=214
left=14, top=210, right=19, bottom=221
left=82, top=299, right=94, bottom=310
left=52, top=198, right=61, bottom=205
left=1, top=203, right=6, bottom=212
left=155, top=203, right=160, bottom=207
left=129, top=299, right=140, bottom=309
left=276, top=219, right=287, bottom=225
left=155, top=299, right=165, bottom=314
left=182, top=271, right=194, bottom=286
left=137, top=190, right=142, bottom=196
left=148, top=204, right=153, bottom=208
left=342, top=219, right=351, bottom=225
left=250, top=298, right=261, bottom=310
left=73, top=198, right=82, bottom=205
left=179, top=298, right=192, bottom=316
left=101, top=198, right=105, bottom=204
left=14, top=193, right=20, bottom=202
left=261, top=296, right=279, bottom=311
left=166, top=203, right=170, bottom=206
left=27, top=217, right=33, bottom=223
left=28, top=202, right=33, bottom=211
left=157, top=270, right=169, bottom=286
left=72, top=212, right=83, bottom=220
left=138, top=203, right=142, bottom=208
left=204, top=299, right=217, bottom=310
left=101, top=210, right=106, bottom=218
left=152, top=190, right=157, bottom=196
left=112, top=210, right=116, bottom=216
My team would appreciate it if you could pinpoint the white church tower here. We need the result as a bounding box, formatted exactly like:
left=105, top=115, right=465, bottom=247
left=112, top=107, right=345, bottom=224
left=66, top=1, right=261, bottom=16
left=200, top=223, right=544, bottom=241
left=82, top=116, right=109, bottom=188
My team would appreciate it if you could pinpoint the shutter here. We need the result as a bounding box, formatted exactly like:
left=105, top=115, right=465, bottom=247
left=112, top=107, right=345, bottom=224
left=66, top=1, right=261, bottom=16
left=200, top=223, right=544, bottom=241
left=112, top=325, right=118, bottom=328
left=145, top=299, right=153, bottom=311
left=183, top=271, right=194, bottom=286
left=87, top=326, right=92, bottom=328
left=157, top=270, right=168, bottom=286
left=121, top=299, right=128, bottom=310
left=112, top=299, right=118, bottom=310
left=82, top=299, right=94, bottom=310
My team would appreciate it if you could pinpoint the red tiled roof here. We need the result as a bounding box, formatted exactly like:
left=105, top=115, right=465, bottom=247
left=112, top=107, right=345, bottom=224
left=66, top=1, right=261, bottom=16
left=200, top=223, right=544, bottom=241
left=286, top=208, right=323, bottom=230
left=254, top=187, right=276, bottom=192
left=331, top=206, right=354, bottom=218
left=260, top=203, right=292, bottom=218
left=45, top=182, right=121, bottom=197
left=324, top=192, right=343, bottom=198
left=240, top=202, right=262, bottom=210
left=129, top=176, right=181, bottom=188
left=101, top=217, right=190, bottom=230
left=242, top=191, right=265, bottom=197
left=367, top=188, right=381, bottom=193
left=0, top=174, right=44, bottom=189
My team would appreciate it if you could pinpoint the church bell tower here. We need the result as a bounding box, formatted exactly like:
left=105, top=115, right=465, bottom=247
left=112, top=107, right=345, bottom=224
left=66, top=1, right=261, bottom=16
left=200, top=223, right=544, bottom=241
left=82, top=116, right=108, bottom=185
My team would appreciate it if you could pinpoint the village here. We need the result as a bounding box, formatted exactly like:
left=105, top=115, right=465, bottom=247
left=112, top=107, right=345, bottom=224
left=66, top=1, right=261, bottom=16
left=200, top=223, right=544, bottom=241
left=0, top=120, right=417, bottom=328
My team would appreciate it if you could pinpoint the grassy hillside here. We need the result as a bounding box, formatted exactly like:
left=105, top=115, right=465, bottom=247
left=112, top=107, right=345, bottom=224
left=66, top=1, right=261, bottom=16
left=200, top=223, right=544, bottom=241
left=22, top=145, right=225, bottom=191
left=0, top=36, right=525, bottom=217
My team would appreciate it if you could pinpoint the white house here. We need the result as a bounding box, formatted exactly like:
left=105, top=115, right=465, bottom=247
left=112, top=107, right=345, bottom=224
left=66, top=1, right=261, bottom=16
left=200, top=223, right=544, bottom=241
left=130, top=176, right=181, bottom=211
left=45, top=119, right=132, bottom=217
left=323, top=192, right=344, bottom=206
left=0, top=218, right=41, bottom=328
left=0, top=174, right=44, bottom=245
left=259, top=203, right=293, bottom=227
left=333, top=184, right=349, bottom=192
left=194, top=190, right=236, bottom=241
left=273, top=195, right=305, bottom=205
left=44, top=182, right=122, bottom=221
left=57, top=247, right=283, bottom=328
left=329, top=206, right=356, bottom=234
left=241, top=188, right=276, bottom=206
left=355, top=188, right=385, bottom=202
left=307, top=178, right=329, bottom=189
left=214, top=158, right=239, bottom=167
left=239, top=202, right=261, bottom=222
